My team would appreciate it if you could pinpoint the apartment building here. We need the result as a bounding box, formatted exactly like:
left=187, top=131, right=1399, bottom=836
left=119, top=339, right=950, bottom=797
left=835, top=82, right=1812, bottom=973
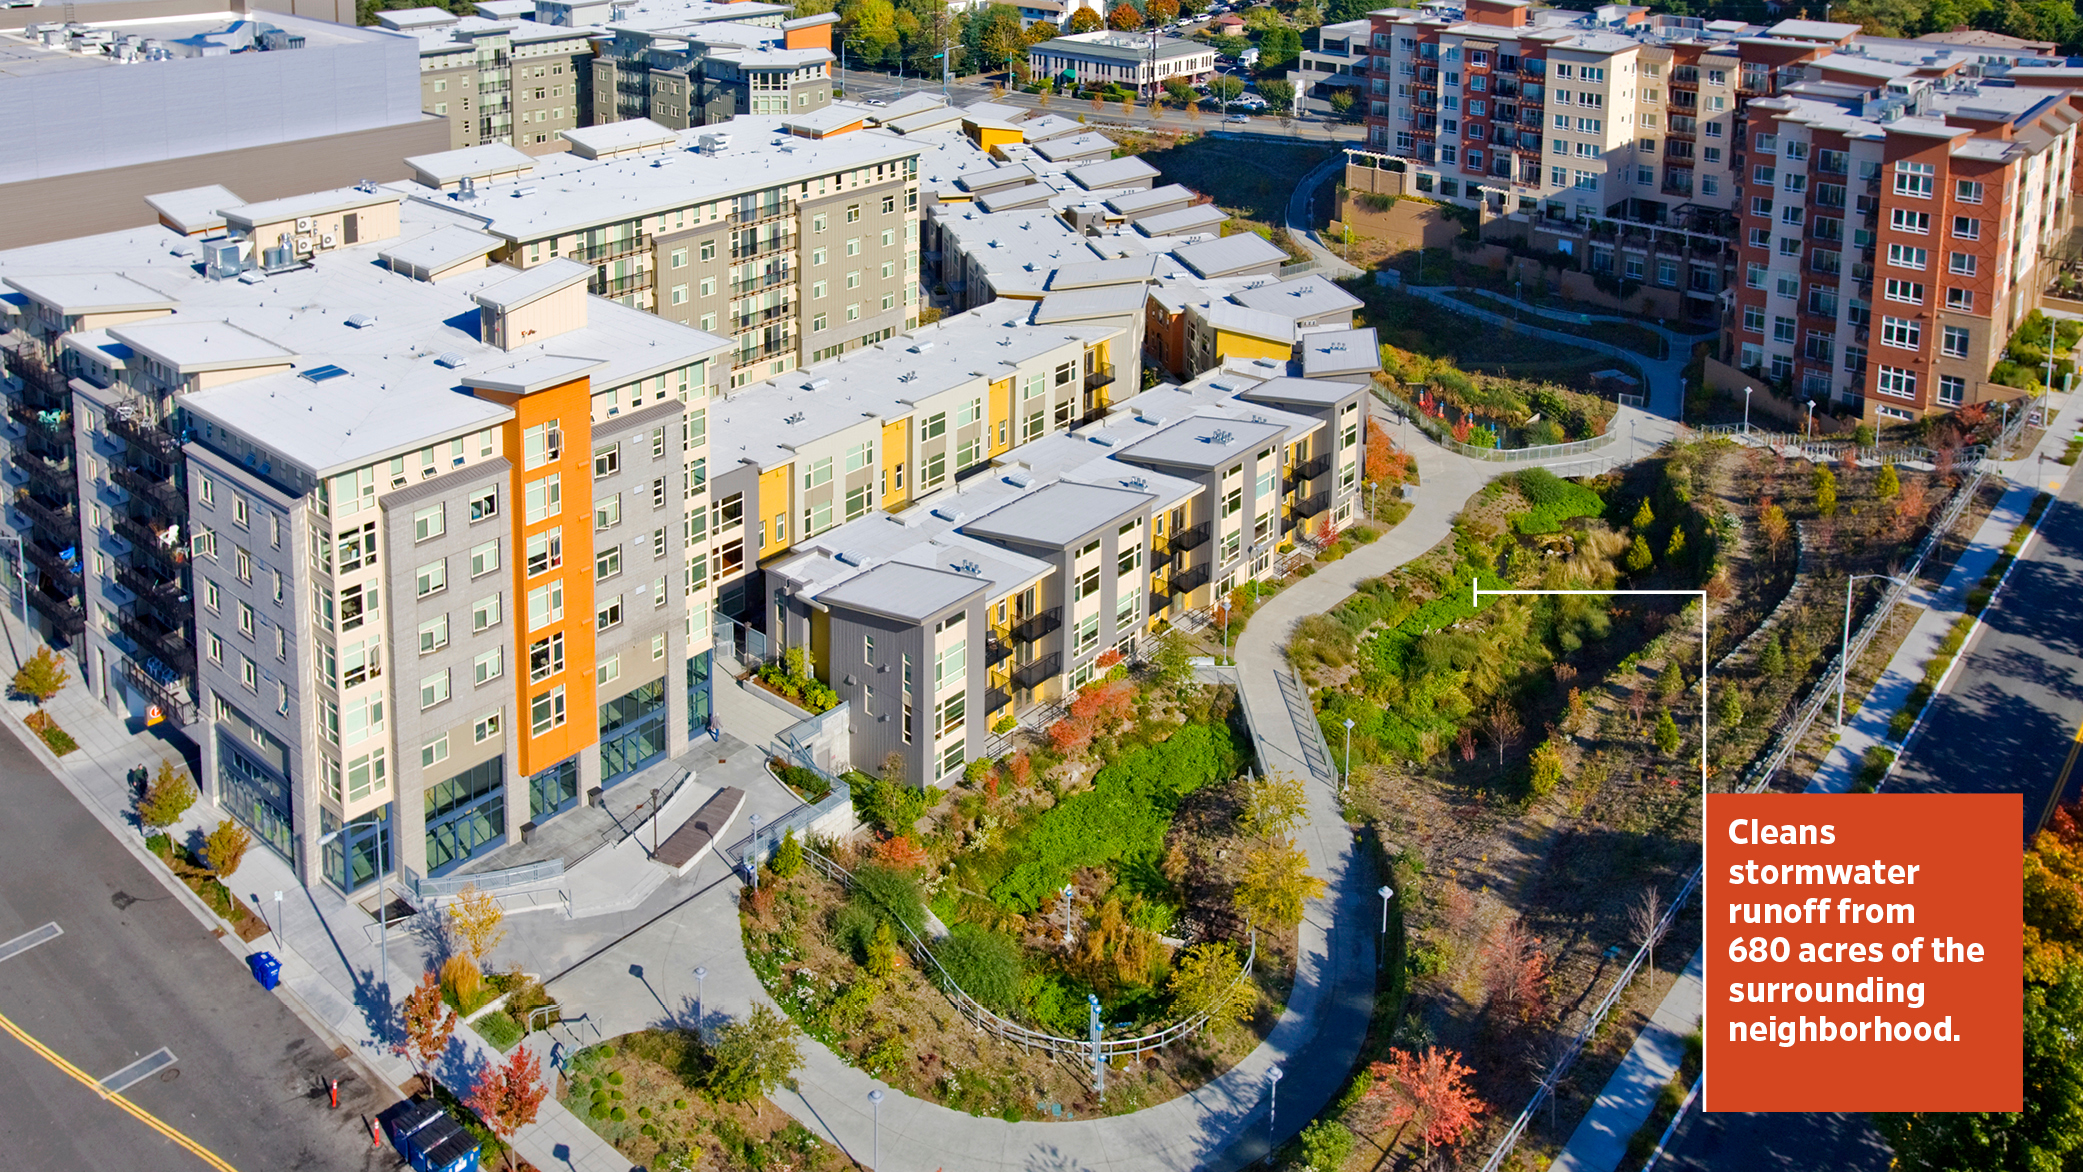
left=1146, top=271, right=1365, bottom=379
left=591, top=13, right=837, bottom=128
left=0, top=2, right=447, bottom=246
left=0, top=187, right=733, bottom=893
left=1730, top=82, right=2079, bottom=420
left=381, top=7, right=596, bottom=154
left=706, top=309, right=1127, bottom=628
left=1290, top=18, right=1373, bottom=118
left=398, top=113, right=925, bottom=386
left=755, top=360, right=1369, bottom=784
left=1027, top=31, right=1217, bottom=94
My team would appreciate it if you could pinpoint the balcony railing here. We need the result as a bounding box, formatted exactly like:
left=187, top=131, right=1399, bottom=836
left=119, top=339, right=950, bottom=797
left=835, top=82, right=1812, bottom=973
left=1297, top=452, right=1335, bottom=480
left=6, top=401, right=69, bottom=446
left=116, top=563, right=187, bottom=625
left=1171, top=563, right=1211, bottom=594
left=114, top=515, right=186, bottom=574
left=1010, top=653, right=1061, bottom=691
left=120, top=658, right=190, bottom=728
left=731, top=233, right=795, bottom=261
left=12, top=492, right=77, bottom=542
left=110, top=464, right=184, bottom=520
left=985, top=635, right=1012, bottom=667
left=1011, top=607, right=1061, bottom=643
left=23, top=540, right=80, bottom=598
left=107, top=411, right=181, bottom=462
left=735, top=304, right=792, bottom=331
left=728, top=203, right=790, bottom=227
left=1084, top=364, right=1115, bottom=392
left=575, top=236, right=647, bottom=264
left=117, top=610, right=194, bottom=675
left=26, top=587, right=84, bottom=635
left=1170, top=521, right=1210, bottom=552
left=732, top=267, right=793, bottom=295
left=12, top=448, right=73, bottom=496
left=984, top=685, right=1011, bottom=713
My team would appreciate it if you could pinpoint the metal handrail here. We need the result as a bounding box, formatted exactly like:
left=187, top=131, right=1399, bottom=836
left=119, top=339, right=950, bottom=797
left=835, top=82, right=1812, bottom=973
left=416, top=858, right=565, bottom=902
left=796, top=846, right=1256, bottom=1062
left=1372, top=383, right=1622, bottom=463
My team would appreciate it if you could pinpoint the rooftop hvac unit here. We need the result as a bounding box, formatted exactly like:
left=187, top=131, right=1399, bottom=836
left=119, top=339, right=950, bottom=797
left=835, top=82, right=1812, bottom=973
left=295, top=218, right=313, bottom=231
left=204, top=239, right=243, bottom=280
left=320, top=233, right=337, bottom=248
left=293, top=234, right=313, bottom=253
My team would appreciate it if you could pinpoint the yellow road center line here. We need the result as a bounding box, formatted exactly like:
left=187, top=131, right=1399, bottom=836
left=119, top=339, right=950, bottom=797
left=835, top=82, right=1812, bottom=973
left=2042, top=717, right=2083, bottom=839
left=0, top=1008, right=239, bottom=1172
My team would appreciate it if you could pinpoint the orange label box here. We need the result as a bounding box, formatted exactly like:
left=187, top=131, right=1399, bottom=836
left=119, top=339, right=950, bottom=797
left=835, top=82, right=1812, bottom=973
left=1703, top=792, right=2021, bottom=1112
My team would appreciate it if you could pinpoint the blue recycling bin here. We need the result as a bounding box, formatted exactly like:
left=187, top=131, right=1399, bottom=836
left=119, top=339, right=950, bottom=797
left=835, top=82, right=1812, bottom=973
left=247, top=951, right=280, bottom=990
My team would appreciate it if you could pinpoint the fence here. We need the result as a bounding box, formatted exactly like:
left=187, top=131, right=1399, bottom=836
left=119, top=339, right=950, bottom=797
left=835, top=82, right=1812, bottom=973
left=1477, top=407, right=2027, bottom=1172
left=795, top=845, right=1256, bottom=1069
left=410, top=859, right=567, bottom=907
left=1687, top=423, right=1996, bottom=470
left=1371, top=383, right=1623, bottom=464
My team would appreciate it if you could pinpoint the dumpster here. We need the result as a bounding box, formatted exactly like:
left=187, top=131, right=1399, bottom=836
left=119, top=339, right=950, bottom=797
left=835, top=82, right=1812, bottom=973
left=246, top=951, right=280, bottom=990
left=379, top=1098, right=445, bottom=1155
left=378, top=1100, right=481, bottom=1172
left=418, top=1124, right=482, bottom=1172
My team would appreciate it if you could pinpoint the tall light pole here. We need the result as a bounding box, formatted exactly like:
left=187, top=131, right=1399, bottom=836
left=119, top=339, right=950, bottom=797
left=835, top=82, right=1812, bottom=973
left=868, top=1088, right=884, bottom=1170
left=1805, top=398, right=1815, bottom=441
left=1378, top=884, right=1393, bottom=934
left=1840, top=573, right=1910, bottom=730
left=693, top=965, right=707, bottom=1035
left=1267, top=1065, right=1283, bottom=1147
left=1341, top=717, right=1355, bottom=797
left=747, top=812, right=762, bottom=890
left=378, top=873, right=393, bottom=1048
left=1743, top=385, right=1754, bottom=436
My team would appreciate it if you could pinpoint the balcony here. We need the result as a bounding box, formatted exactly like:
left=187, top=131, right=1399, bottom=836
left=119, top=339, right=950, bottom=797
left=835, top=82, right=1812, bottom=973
left=1297, top=452, right=1335, bottom=480
left=1084, top=363, right=1116, bottom=392
left=985, top=634, right=1012, bottom=667
left=574, top=236, right=647, bottom=264
left=731, top=233, right=795, bottom=261
left=110, top=464, right=184, bottom=520
left=114, top=515, right=186, bottom=574
left=120, top=659, right=189, bottom=728
left=11, top=448, right=73, bottom=497
left=732, top=267, right=792, bottom=295
left=1010, top=653, right=1061, bottom=691
left=1170, top=521, right=1210, bottom=553
left=23, top=540, right=80, bottom=598
left=117, top=610, right=194, bottom=675
left=13, top=492, right=77, bottom=542
left=107, top=411, right=181, bottom=463
left=597, top=271, right=653, bottom=300
left=6, top=401, right=69, bottom=446
left=1296, top=492, right=1331, bottom=518
left=1171, top=563, right=1211, bottom=594
left=728, top=202, right=790, bottom=227
left=25, top=587, right=84, bottom=635
left=116, top=563, right=187, bottom=626
left=984, top=685, right=1011, bottom=713
left=734, top=303, right=792, bottom=331
left=1011, top=607, right=1061, bottom=643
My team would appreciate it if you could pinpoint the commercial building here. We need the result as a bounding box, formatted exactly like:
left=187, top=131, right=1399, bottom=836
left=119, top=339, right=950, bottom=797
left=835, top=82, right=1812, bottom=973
left=379, top=6, right=599, bottom=154
left=1026, top=31, right=1217, bottom=94
left=589, top=10, right=838, bottom=128
left=1288, top=17, right=1372, bottom=118
left=0, top=0, right=448, bottom=247
left=750, top=353, right=1372, bottom=784
left=0, top=186, right=732, bottom=892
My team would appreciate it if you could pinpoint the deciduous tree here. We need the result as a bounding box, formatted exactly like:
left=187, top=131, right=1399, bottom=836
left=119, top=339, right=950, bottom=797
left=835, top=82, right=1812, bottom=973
left=1107, top=1, right=1141, bottom=28
left=465, top=1045, right=548, bottom=1171
left=135, top=759, right=197, bottom=831
left=1485, top=699, right=1522, bottom=767
left=1629, top=884, right=1666, bottom=994
left=1235, top=839, right=1324, bottom=927
left=1166, top=941, right=1255, bottom=1030
left=1759, top=502, right=1791, bottom=561
left=1812, top=463, right=1838, bottom=517
left=705, top=1005, right=803, bottom=1108
left=1239, top=770, right=1308, bottom=839
left=1364, top=1046, right=1486, bottom=1156
left=1145, top=0, right=1177, bottom=21
left=204, top=818, right=251, bottom=878
left=397, top=968, right=459, bottom=1079
left=1067, top=6, right=1103, bottom=31
left=874, top=833, right=929, bottom=870
left=1481, top=919, right=1550, bottom=1023
left=447, top=883, right=507, bottom=967
left=11, top=645, right=68, bottom=706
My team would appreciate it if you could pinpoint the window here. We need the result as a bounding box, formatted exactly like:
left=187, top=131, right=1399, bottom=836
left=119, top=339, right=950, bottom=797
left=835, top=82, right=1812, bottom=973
left=416, top=559, right=447, bottom=598
left=595, top=494, right=622, bottom=530
left=653, top=528, right=668, bottom=559
left=525, top=473, right=561, bottom=522
left=596, top=546, right=622, bottom=580
left=472, top=594, right=501, bottom=633
left=530, top=633, right=565, bottom=682
left=423, top=733, right=449, bottom=769
left=1952, top=216, right=1980, bottom=240
left=1742, top=305, right=1765, bottom=334
left=1937, top=374, right=1966, bottom=406
left=237, top=601, right=255, bottom=636
left=530, top=686, right=567, bottom=735
left=1876, top=366, right=1917, bottom=399
left=1947, top=287, right=1974, bottom=311
left=936, top=690, right=964, bottom=737
left=419, top=614, right=449, bottom=655
left=1880, top=316, right=1921, bottom=351
left=468, top=487, right=498, bottom=522
left=1884, top=278, right=1924, bottom=305
left=1073, top=612, right=1100, bottom=656
left=527, top=581, right=564, bottom=629
left=1893, top=160, right=1934, bottom=197
left=670, top=247, right=687, bottom=268
left=1890, top=208, right=1930, bottom=234
left=474, top=648, right=503, bottom=685
left=653, top=633, right=667, bottom=661
left=421, top=670, right=450, bottom=710
left=596, top=598, right=623, bottom=631
left=1956, top=179, right=1983, bottom=204
left=1942, top=325, right=1970, bottom=358
left=469, top=540, right=499, bottom=578
left=1948, top=252, right=1977, bottom=276
left=474, top=713, right=501, bottom=743
left=593, top=443, right=620, bottom=478
left=1746, top=262, right=1767, bottom=289
left=1773, top=316, right=1796, bottom=343
left=526, top=530, right=562, bottom=576
left=522, top=421, right=561, bottom=470
left=597, top=656, right=621, bottom=688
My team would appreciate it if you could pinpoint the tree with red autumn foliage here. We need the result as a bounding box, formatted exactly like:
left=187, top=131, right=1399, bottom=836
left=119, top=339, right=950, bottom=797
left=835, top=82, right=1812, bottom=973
left=875, top=834, right=929, bottom=870
left=1451, top=417, right=1475, bottom=444
left=1008, top=752, right=1034, bottom=791
left=1048, top=712, right=1094, bottom=754
left=1481, top=918, right=1552, bottom=1023
left=1364, top=1046, right=1486, bottom=1156
left=1107, top=1, right=1141, bottom=28
left=1365, top=419, right=1413, bottom=486
left=465, top=1045, right=549, bottom=1171
left=395, top=967, right=458, bottom=1084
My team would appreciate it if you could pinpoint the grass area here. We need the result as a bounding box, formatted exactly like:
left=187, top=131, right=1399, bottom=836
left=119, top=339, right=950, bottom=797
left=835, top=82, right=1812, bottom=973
left=1451, top=289, right=1669, bottom=359
left=23, top=709, right=76, bottom=755
left=143, top=832, right=269, bottom=942
left=561, top=1033, right=833, bottom=1172
left=470, top=1009, right=522, bottom=1052
left=1346, top=279, right=1641, bottom=392
left=1102, top=129, right=1334, bottom=228
left=1620, top=1032, right=1702, bottom=1166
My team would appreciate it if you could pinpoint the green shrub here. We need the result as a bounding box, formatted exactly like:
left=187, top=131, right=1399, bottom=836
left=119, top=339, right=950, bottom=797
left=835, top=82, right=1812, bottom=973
left=674, top=1098, right=688, bottom=1110
left=1888, top=708, right=1915, bottom=740
left=1299, top=1119, right=1355, bottom=1170
left=849, top=863, right=928, bottom=934
left=930, top=923, right=1025, bottom=1015
left=1512, top=467, right=1605, bottom=534
left=608, top=1071, right=624, bottom=1085
left=640, top=1123, right=657, bottom=1137
left=851, top=774, right=932, bottom=836
left=591, top=1103, right=611, bottom=1120
left=638, top=1105, right=653, bottom=1118
left=1853, top=746, right=1896, bottom=793
left=610, top=1106, right=628, bottom=1122
left=471, top=1009, right=522, bottom=1051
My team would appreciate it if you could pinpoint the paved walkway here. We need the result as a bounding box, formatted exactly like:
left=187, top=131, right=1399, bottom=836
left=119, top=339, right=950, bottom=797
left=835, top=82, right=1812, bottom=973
left=1546, top=394, right=2075, bottom=1172
left=1401, top=284, right=1691, bottom=419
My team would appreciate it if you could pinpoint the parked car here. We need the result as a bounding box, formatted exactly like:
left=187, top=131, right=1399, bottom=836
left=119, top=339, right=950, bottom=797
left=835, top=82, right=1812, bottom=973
left=1225, top=113, right=1251, bottom=123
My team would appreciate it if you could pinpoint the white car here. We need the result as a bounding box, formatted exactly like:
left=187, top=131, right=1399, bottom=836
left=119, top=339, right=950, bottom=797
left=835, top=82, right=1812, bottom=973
left=1225, top=113, right=1251, bottom=123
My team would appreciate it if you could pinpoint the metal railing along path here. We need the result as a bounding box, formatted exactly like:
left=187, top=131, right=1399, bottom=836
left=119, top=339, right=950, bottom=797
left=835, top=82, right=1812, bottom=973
left=1371, top=383, right=1623, bottom=464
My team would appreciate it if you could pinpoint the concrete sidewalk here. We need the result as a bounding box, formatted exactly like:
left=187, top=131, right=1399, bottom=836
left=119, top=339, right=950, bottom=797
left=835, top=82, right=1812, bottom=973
left=1550, top=952, right=1705, bottom=1172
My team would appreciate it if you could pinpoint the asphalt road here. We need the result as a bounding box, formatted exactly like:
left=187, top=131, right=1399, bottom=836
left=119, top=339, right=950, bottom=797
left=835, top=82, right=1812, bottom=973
left=836, top=71, right=1367, bottom=140
left=0, top=722, right=394, bottom=1171
left=1892, top=465, right=2083, bottom=841
left=1657, top=1106, right=1894, bottom=1172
